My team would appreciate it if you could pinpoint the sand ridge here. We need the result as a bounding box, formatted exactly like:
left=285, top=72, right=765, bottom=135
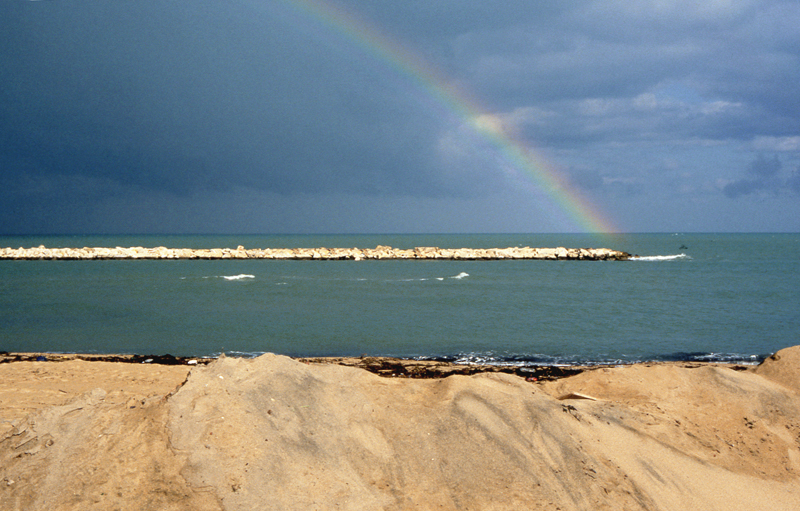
left=1, top=347, right=799, bottom=510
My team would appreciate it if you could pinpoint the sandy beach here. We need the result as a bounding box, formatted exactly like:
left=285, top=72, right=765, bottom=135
left=1, top=347, right=799, bottom=510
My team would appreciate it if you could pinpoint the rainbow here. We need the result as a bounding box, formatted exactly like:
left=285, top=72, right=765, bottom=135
left=279, top=0, right=618, bottom=233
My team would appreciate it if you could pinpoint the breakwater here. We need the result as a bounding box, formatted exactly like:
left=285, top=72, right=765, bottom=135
left=0, top=245, right=631, bottom=260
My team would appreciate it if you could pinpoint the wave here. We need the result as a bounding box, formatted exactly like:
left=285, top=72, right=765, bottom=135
left=630, top=254, right=690, bottom=261
left=180, top=274, right=256, bottom=280
left=197, top=349, right=767, bottom=367
left=416, top=350, right=767, bottom=367
left=222, top=274, right=255, bottom=280
left=649, top=352, right=765, bottom=364
left=402, top=272, right=469, bottom=282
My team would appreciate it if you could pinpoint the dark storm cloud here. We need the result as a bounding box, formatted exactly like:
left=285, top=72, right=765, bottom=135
left=443, top=1, right=800, bottom=119
left=2, top=0, right=799, bottom=233
left=373, top=0, right=800, bottom=157
left=336, top=1, right=564, bottom=43
left=723, top=154, right=800, bottom=198
left=0, top=1, right=469, bottom=202
left=748, top=154, right=782, bottom=178
left=788, top=169, right=800, bottom=194
left=723, top=178, right=770, bottom=198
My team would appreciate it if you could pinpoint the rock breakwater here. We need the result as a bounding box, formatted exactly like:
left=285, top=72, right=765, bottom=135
left=0, top=245, right=631, bottom=260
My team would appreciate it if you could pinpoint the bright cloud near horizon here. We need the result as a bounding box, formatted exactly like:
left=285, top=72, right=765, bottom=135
left=2, top=0, right=799, bottom=234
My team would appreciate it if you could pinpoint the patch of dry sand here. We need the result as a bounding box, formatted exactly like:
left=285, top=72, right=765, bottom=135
left=0, top=360, right=191, bottom=436
left=1, top=347, right=799, bottom=510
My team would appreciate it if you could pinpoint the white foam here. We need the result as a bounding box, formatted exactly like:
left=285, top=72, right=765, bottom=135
left=222, top=274, right=255, bottom=280
left=630, top=254, right=690, bottom=262
left=398, top=272, right=467, bottom=282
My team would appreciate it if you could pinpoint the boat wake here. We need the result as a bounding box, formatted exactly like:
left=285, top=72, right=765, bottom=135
left=630, top=254, right=690, bottom=261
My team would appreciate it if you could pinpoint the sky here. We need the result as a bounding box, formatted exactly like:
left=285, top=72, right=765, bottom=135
left=2, top=0, right=799, bottom=234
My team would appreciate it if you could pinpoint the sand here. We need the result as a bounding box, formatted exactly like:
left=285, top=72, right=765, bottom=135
left=1, top=346, right=799, bottom=510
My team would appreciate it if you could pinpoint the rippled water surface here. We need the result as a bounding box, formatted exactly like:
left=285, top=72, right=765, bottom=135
left=2, top=233, right=798, bottom=364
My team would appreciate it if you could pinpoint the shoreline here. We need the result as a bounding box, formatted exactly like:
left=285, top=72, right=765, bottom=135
left=1, top=347, right=798, bottom=510
left=1, top=351, right=754, bottom=380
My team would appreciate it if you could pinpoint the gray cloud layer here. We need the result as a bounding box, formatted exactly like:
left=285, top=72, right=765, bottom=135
left=2, top=0, right=799, bottom=233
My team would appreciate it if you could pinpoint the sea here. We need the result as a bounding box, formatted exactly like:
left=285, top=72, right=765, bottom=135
left=1, top=233, right=798, bottom=366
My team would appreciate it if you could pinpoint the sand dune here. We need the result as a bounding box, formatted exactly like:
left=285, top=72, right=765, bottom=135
left=2, top=347, right=799, bottom=510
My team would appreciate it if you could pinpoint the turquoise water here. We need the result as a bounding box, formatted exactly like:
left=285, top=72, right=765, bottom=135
left=1, top=233, right=798, bottom=364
